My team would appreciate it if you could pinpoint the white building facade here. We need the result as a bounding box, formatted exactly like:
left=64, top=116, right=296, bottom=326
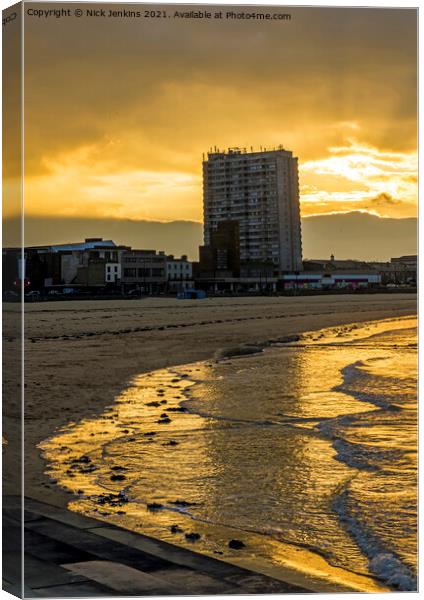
left=166, top=255, right=193, bottom=291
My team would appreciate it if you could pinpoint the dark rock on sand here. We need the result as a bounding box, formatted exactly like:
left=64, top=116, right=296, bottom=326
left=96, top=491, right=129, bottom=506
left=170, top=525, right=183, bottom=534
left=110, top=474, right=126, bottom=481
left=228, top=539, right=245, bottom=549
left=75, top=455, right=91, bottom=464
left=170, top=500, right=199, bottom=507
left=79, top=464, right=98, bottom=473
left=273, top=334, right=301, bottom=344
left=185, top=532, right=201, bottom=542
left=147, top=502, right=163, bottom=511
left=215, top=345, right=263, bottom=360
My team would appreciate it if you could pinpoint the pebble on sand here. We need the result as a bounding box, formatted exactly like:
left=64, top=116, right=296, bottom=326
left=228, top=539, right=245, bottom=550
left=185, top=532, right=201, bottom=542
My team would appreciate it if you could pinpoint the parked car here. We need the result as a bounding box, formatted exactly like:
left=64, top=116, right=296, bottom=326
left=3, top=290, right=18, bottom=299
left=25, top=290, right=41, bottom=300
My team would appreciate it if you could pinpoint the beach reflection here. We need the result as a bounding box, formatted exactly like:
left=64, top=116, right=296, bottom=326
left=40, top=316, right=416, bottom=592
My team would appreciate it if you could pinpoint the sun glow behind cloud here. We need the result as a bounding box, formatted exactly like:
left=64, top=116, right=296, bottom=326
left=15, top=6, right=416, bottom=227
left=299, top=140, right=417, bottom=218
left=26, top=149, right=202, bottom=221
left=23, top=136, right=417, bottom=223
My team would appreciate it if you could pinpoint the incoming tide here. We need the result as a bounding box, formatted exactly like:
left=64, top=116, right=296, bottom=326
left=40, top=316, right=417, bottom=592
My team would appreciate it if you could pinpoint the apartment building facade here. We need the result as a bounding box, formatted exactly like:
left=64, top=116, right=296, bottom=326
left=166, top=255, right=193, bottom=291
left=203, top=147, right=302, bottom=275
left=121, top=249, right=167, bottom=293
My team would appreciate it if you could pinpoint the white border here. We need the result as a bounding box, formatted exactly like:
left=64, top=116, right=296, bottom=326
left=0, top=2, right=420, bottom=600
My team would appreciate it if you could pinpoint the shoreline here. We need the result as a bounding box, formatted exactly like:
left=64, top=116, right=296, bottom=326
left=3, top=295, right=416, bottom=592
left=38, top=314, right=416, bottom=594
left=6, top=295, right=416, bottom=506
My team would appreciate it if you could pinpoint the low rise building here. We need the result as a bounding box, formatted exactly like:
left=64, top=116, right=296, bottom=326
left=121, top=249, right=167, bottom=294
left=283, top=272, right=381, bottom=290
left=166, top=255, right=193, bottom=291
left=14, top=239, right=128, bottom=290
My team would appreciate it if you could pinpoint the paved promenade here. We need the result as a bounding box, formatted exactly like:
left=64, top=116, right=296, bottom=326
left=3, top=496, right=309, bottom=597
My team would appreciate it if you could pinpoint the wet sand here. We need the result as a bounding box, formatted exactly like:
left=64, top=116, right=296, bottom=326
left=2, top=293, right=416, bottom=592
left=3, top=293, right=416, bottom=506
left=37, top=315, right=417, bottom=593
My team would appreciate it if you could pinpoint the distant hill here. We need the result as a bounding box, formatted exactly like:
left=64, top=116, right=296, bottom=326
left=4, top=211, right=417, bottom=262
left=301, top=212, right=417, bottom=261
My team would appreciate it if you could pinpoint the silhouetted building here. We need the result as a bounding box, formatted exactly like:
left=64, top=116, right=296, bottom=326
left=199, top=220, right=240, bottom=278
left=203, top=147, right=302, bottom=275
left=121, top=249, right=167, bottom=293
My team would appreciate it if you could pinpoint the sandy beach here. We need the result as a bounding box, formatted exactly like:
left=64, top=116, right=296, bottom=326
left=2, top=293, right=417, bottom=592
left=3, top=293, right=416, bottom=503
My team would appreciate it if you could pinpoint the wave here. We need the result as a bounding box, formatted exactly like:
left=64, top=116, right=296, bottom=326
left=320, top=351, right=417, bottom=591
left=333, top=491, right=416, bottom=591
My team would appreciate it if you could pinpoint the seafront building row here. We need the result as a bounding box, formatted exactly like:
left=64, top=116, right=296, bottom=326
left=2, top=147, right=417, bottom=297
left=2, top=237, right=416, bottom=297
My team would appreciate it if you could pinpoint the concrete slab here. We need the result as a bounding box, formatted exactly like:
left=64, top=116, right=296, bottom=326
left=24, top=499, right=108, bottom=531
left=25, top=519, right=174, bottom=572
left=62, top=561, right=181, bottom=595
left=3, top=497, right=311, bottom=596
left=89, top=526, right=246, bottom=579
left=226, top=573, right=306, bottom=593
left=31, top=580, right=119, bottom=597
left=23, top=554, right=91, bottom=589
left=24, top=529, right=95, bottom=565
left=152, top=568, right=241, bottom=594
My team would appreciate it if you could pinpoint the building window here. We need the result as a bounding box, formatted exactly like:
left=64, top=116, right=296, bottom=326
left=124, top=268, right=136, bottom=277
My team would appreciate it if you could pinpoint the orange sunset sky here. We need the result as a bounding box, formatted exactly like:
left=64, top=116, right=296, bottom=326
left=6, top=4, right=418, bottom=225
